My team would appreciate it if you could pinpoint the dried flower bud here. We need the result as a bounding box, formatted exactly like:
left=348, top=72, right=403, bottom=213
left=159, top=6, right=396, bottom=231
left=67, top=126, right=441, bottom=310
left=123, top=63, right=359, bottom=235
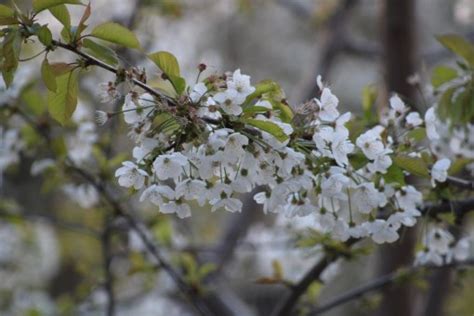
left=95, top=111, right=110, bottom=126
left=198, top=63, right=207, bottom=72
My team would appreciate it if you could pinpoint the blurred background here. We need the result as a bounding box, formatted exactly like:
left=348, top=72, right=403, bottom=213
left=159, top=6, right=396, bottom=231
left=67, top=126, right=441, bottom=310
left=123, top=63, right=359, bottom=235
left=1, top=0, right=474, bottom=315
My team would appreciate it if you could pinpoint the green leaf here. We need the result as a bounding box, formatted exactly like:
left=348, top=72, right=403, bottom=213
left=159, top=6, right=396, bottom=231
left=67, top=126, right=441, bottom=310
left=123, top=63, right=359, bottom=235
left=148, top=51, right=180, bottom=76
left=90, top=22, right=140, bottom=49
left=37, top=25, right=53, bottom=46
left=0, top=17, right=18, bottom=25
left=437, top=212, right=456, bottom=226
left=431, top=65, right=458, bottom=88
left=76, top=2, right=91, bottom=36
left=448, top=158, right=473, bottom=175
left=47, top=70, right=79, bottom=125
left=242, top=105, right=271, bottom=116
left=60, top=26, right=71, bottom=43
left=148, top=51, right=186, bottom=94
left=21, top=86, right=47, bottom=115
left=0, top=5, right=15, bottom=18
left=198, top=263, right=216, bottom=279
left=436, top=34, right=474, bottom=67
left=1, top=28, right=22, bottom=88
left=437, top=87, right=455, bottom=122
left=49, top=62, right=75, bottom=76
left=49, top=5, right=71, bottom=29
left=269, top=100, right=294, bottom=123
left=242, top=80, right=281, bottom=107
left=361, top=85, right=378, bottom=122
left=406, top=127, right=426, bottom=142
left=82, top=39, right=118, bottom=66
left=242, top=118, right=289, bottom=142
left=383, top=164, right=406, bottom=186
left=272, top=259, right=283, bottom=280
left=167, top=74, right=186, bottom=95
left=393, top=155, right=429, bottom=178
left=33, top=0, right=82, bottom=13
left=41, top=58, right=57, bottom=92
left=349, top=152, right=369, bottom=170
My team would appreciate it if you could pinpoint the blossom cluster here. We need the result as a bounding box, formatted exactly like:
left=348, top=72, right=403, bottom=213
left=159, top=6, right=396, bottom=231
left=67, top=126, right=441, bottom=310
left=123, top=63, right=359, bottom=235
left=111, top=70, right=456, bottom=246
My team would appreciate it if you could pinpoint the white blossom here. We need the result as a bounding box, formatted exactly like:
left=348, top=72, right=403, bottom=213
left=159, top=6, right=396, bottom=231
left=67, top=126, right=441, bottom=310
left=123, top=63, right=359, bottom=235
left=226, top=69, right=255, bottom=104
left=431, top=158, right=451, bottom=186
left=316, top=88, right=339, bottom=122
left=425, top=107, right=440, bottom=140
left=405, top=112, right=423, bottom=128
left=153, top=152, right=189, bottom=181
left=115, top=161, right=148, bottom=189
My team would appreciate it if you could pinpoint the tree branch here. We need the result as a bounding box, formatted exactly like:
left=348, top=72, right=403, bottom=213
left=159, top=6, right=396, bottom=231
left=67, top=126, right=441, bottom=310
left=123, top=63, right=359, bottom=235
left=307, top=259, right=474, bottom=315
left=422, top=197, right=474, bottom=224
left=270, top=238, right=358, bottom=316
left=447, top=176, right=474, bottom=191
left=13, top=107, right=217, bottom=316
left=51, top=40, right=175, bottom=105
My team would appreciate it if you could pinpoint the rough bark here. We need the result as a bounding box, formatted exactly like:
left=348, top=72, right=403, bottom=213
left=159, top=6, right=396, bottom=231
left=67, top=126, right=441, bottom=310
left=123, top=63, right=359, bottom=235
left=374, top=1, right=418, bottom=316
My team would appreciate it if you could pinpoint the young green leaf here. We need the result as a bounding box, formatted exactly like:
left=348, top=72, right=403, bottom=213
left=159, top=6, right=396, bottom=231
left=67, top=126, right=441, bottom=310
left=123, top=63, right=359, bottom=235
left=148, top=51, right=186, bottom=94
left=436, top=34, right=474, bottom=67
left=1, top=28, right=22, bottom=88
left=361, top=84, right=378, bottom=122
left=90, top=22, right=140, bottom=49
left=167, top=74, right=186, bottom=95
left=383, top=164, right=406, bottom=186
left=21, top=85, right=47, bottom=116
left=148, top=51, right=180, bottom=76
left=242, top=105, right=272, bottom=116
left=49, top=5, right=71, bottom=29
left=269, top=100, right=294, bottom=123
left=48, top=70, right=79, bottom=125
left=37, top=25, right=53, bottom=47
left=242, top=118, right=289, bottom=142
left=76, top=2, right=91, bottom=37
left=431, top=65, right=457, bottom=88
left=242, top=80, right=281, bottom=107
left=41, top=58, right=57, bottom=92
left=0, top=4, right=15, bottom=18
left=82, top=39, right=118, bottom=66
left=33, top=0, right=82, bottom=13
left=393, top=155, right=429, bottom=178
left=406, top=127, right=426, bottom=142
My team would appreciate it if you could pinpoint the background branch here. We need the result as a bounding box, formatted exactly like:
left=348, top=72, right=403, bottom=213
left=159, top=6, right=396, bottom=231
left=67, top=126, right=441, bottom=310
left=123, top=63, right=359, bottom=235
left=307, top=259, right=474, bottom=315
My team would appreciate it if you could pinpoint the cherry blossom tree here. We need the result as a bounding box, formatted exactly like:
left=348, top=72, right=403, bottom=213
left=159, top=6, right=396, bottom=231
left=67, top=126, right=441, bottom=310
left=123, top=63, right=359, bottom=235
left=0, top=1, right=473, bottom=315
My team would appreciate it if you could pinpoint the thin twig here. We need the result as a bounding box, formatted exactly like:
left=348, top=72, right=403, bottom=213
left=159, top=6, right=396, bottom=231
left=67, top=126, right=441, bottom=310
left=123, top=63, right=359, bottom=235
left=51, top=40, right=175, bottom=105
left=446, top=176, right=474, bottom=191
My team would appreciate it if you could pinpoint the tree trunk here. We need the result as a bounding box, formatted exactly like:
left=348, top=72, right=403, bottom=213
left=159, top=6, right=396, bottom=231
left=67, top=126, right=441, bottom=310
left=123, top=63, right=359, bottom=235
left=374, top=1, right=418, bottom=316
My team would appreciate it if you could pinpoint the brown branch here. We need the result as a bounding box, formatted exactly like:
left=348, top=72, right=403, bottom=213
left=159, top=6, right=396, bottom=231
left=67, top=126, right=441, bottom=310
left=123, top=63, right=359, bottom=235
left=307, top=258, right=474, bottom=316
left=50, top=40, right=175, bottom=105
left=270, top=238, right=358, bottom=316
